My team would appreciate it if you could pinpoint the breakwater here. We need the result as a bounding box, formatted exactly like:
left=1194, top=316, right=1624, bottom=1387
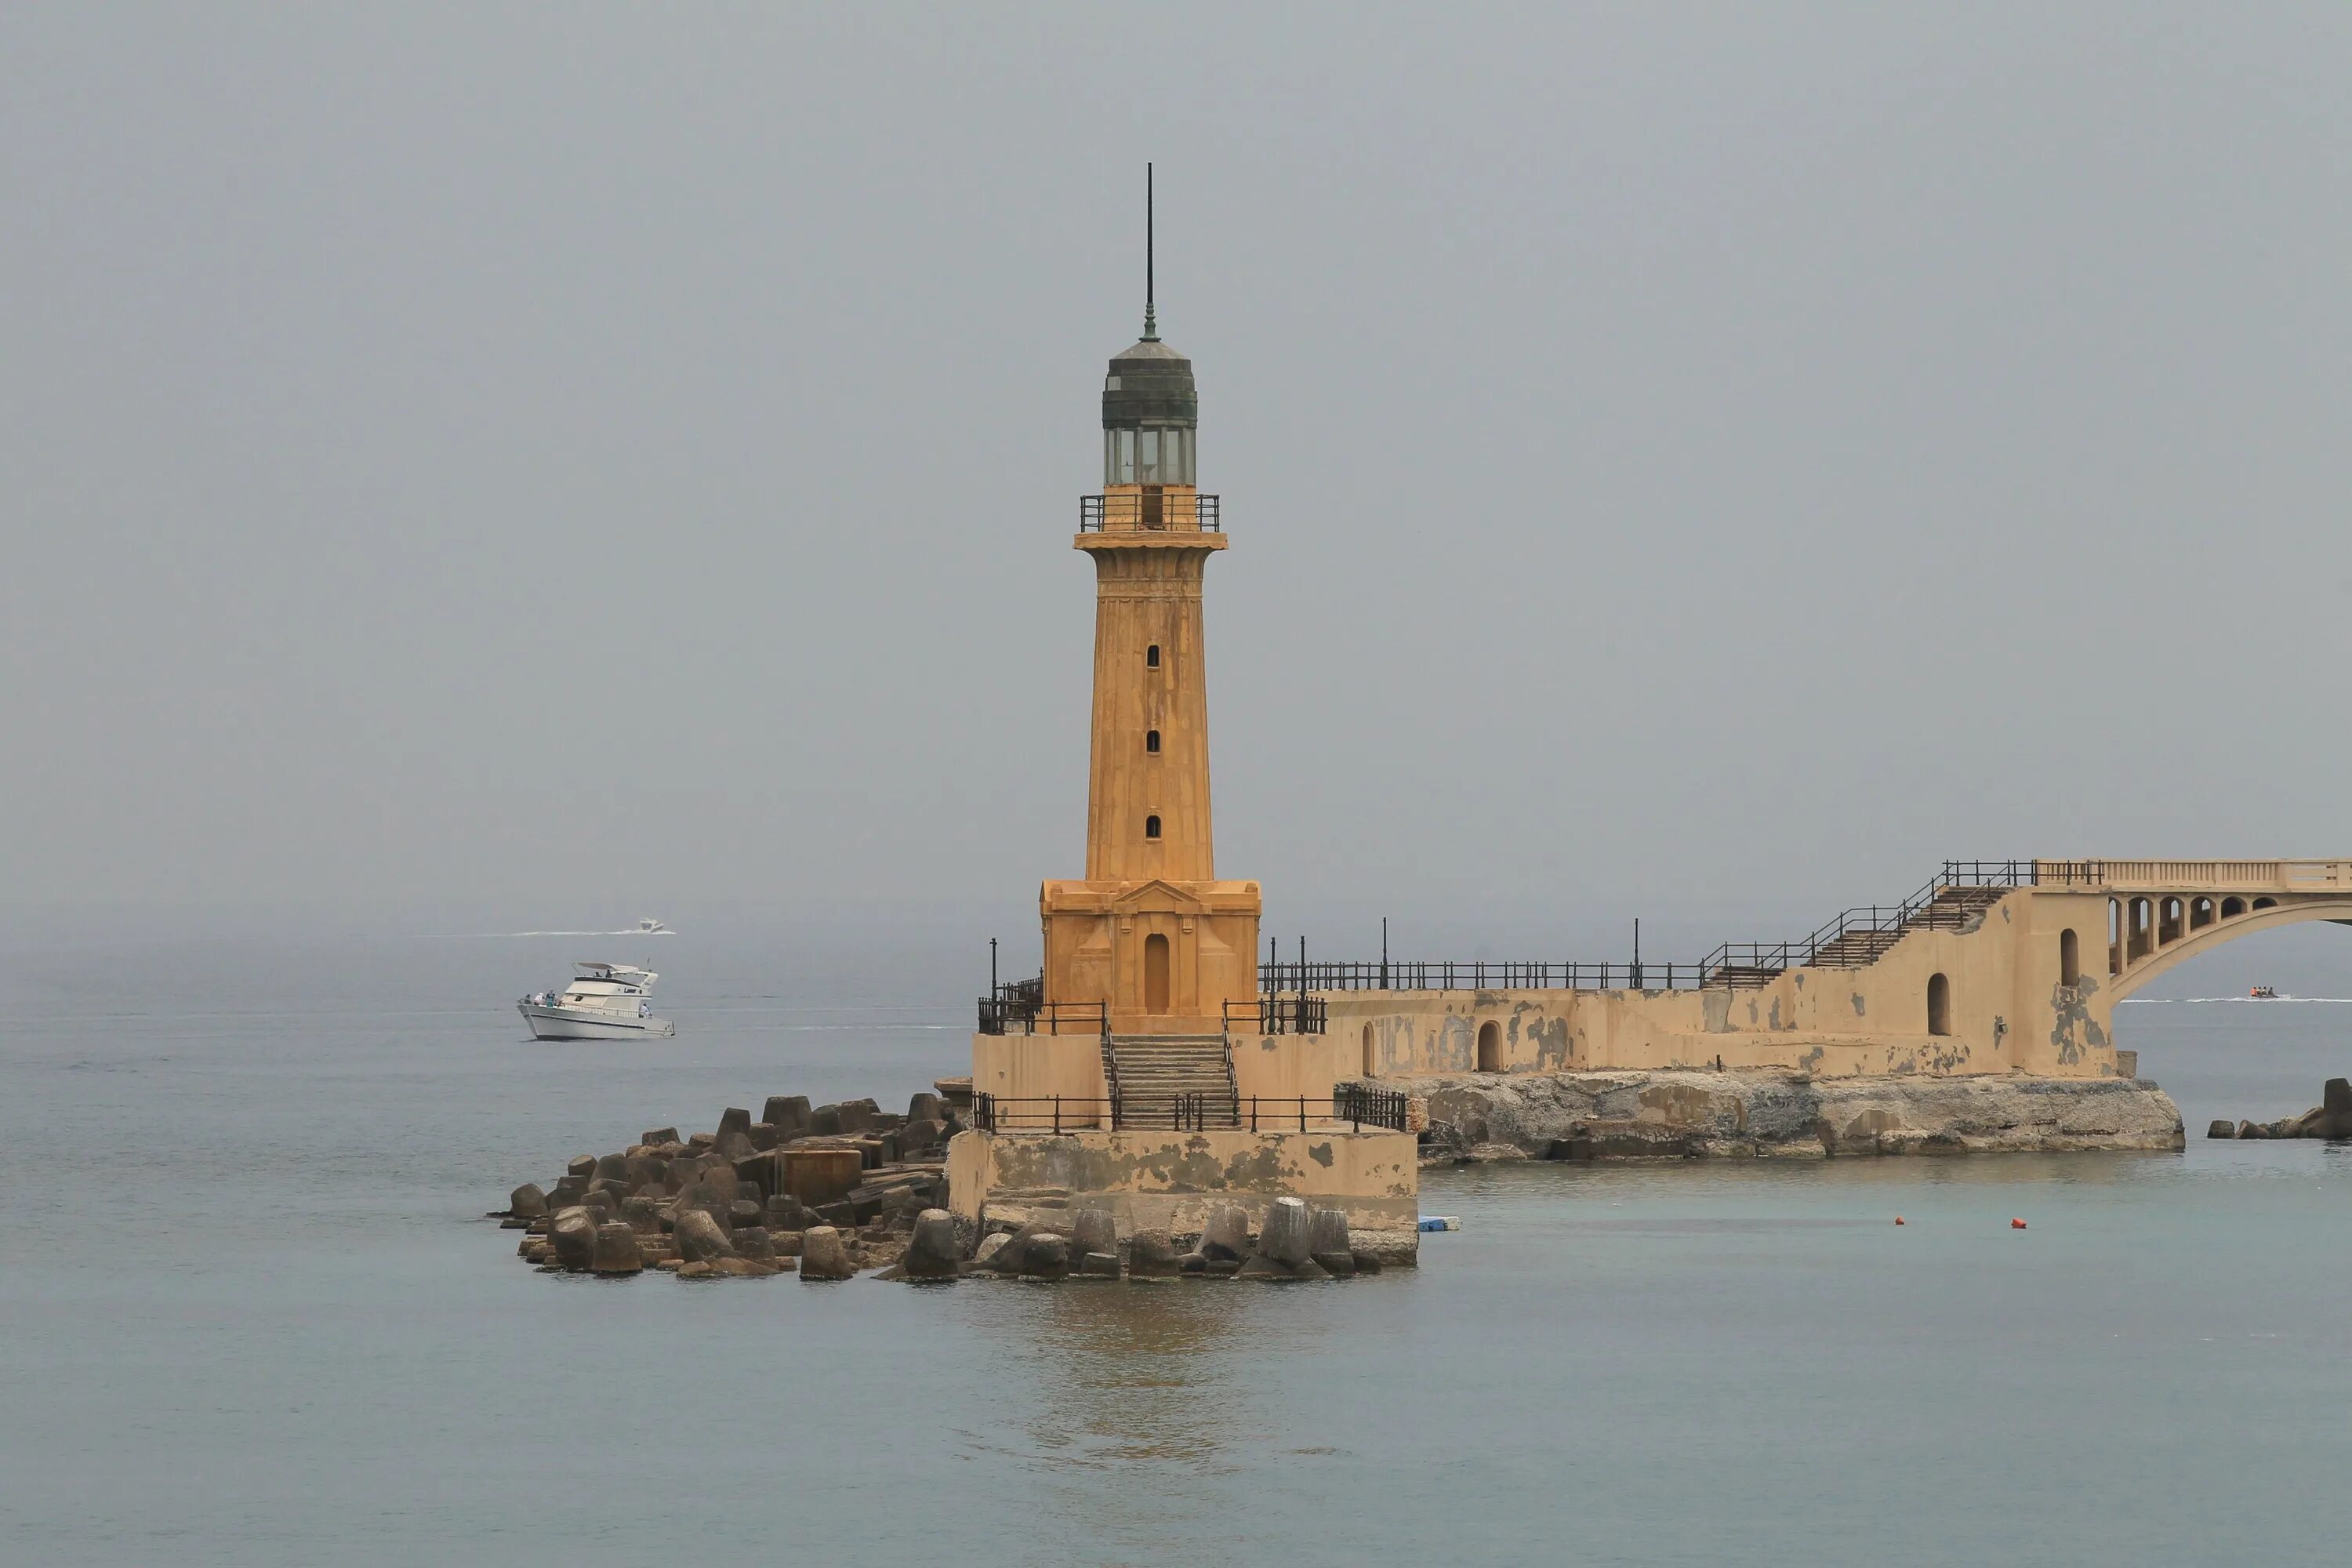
left=498, top=1087, right=1409, bottom=1281
left=1393, top=1070, right=2184, bottom=1162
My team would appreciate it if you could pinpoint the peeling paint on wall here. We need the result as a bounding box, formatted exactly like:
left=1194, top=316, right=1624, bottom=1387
left=1850, top=993, right=1867, bottom=1018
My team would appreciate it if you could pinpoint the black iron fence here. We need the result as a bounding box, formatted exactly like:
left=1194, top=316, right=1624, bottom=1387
left=1263, top=960, right=1708, bottom=993
left=973, top=1091, right=1411, bottom=1135
left=976, top=979, right=1108, bottom=1037
left=1080, top=492, right=1221, bottom=532
left=1225, top=996, right=1328, bottom=1034
left=1269, top=859, right=2047, bottom=996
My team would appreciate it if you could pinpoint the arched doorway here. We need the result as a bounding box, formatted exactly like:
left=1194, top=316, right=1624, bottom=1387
left=1476, top=1020, right=1501, bottom=1072
left=1143, top=933, right=1171, bottom=1014
left=1361, top=1022, right=1376, bottom=1076
left=1926, top=973, right=1952, bottom=1036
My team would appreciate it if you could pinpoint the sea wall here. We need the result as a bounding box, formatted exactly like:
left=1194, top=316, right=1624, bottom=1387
left=947, top=1127, right=1421, bottom=1251
left=1388, top=1070, right=2183, bottom=1161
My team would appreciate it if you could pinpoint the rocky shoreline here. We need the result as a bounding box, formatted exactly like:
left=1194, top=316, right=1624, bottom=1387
left=1389, top=1070, right=2185, bottom=1163
left=497, top=1087, right=1405, bottom=1283
left=2206, top=1079, right=2352, bottom=1140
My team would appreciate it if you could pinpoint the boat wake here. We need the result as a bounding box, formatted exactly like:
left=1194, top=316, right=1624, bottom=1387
left=2120, top=996, right=2352, bottom=1004
left=422, top=930, right=678, bottom=938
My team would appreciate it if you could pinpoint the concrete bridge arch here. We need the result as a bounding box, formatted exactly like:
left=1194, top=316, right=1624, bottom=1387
left=2100, top=891, right=2352, bottom=999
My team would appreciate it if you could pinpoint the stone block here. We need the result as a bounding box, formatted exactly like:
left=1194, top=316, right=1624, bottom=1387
left=550, top=1207, right=597, bottom=1271
left=508, top=1182, right=548, bottom=1219
left=675, top=1209, right=736, bottom=1263
left=799, top=1225, right=856, bottom=1280
left=1255, top=1197, right=1313, bottom=1268
left=592, top=1221, right=643, bottom=1275
left=901, top=1210, right=962, bottom=1281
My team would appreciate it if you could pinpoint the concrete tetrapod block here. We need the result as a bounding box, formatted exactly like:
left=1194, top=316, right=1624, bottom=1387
left=899, top=1210, right=963, bottom=1281
left=1127, top=1229, right=1181, bottom=1279
left=1306, top=1207, right=1351, bottom=1259
left=566, top=1156, right=597, bottom=1180
left=1257, top=1197, right=1314, bottom=1269
left=1200, top=1205, right=1252, bottom=1263
left=1072, top=1206, right=1118, bottom=1260
left=989, top=1229, right=1073, bottom=1280
left=550, top=1207, right=598, bottom=1272
left=592, top=1221, right=643, bottom=1275
left=640, top=1127, right=681, bottom=1148
left=674, top=1209, right=737, bottom=1264
left=2207, top=1120, right=2237, bottom=1139
left=798, top=1225, right=856, bottom=1281
left=508, top=1182, right=549, bottom=1220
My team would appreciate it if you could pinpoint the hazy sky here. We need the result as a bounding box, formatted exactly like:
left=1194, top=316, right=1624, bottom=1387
left=5, top=5, right=2348, bottom=961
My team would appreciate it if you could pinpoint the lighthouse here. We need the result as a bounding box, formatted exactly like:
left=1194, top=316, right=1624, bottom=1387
left=1038, top=171, right=1262, bottom=1036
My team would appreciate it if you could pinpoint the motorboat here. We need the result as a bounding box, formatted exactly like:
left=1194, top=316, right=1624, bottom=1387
left=633, top=917, right=673, bottom=935
left=518, top=962, right=677, bottom=1039
left=2249, top=985, right=2280, bottom=1000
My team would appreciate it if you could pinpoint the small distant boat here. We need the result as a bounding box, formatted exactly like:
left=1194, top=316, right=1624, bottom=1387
left=2249, top=985, right=2280, bottom=1000
left=633, top=916, right=673, bottom=935
left=518, top=961, right=676, bottom=1039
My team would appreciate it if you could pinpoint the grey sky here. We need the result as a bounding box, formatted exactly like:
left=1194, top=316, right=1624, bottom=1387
left=5, top=5, right=2348, bottom=961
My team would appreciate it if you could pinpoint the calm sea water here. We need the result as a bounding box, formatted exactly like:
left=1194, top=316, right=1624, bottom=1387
left=5, top=922, right=2350, bottom=1565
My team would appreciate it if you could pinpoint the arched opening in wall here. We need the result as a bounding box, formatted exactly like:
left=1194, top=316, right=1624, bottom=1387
left=2129, top=898, right=2154, bottom=962
left=2060, top=929, right=2080, bottom=988
left=1926, top=973, right=1952, bottom=1036
left=1475, top=1020, right=1501, bottom=1073
left=1143, top=934, right=1171, bottom=1015
left=1145, top=644, right=1161, bottom=669
left=1145, top=730, right=1160, bottom=753
left=2221, top=896, right=2247, bottom=919
left=1144, top=815, right=1161, bottom=840
left=2252, top=897, right=2278, bottom=911
left=2190, top=896, right=2216, bottom=931
left=1361, top=1022, right=1376, bottom=1077
left=2109, top=898, right=2123, bottom=975
left=2159, top=897, right=2185, bottom=945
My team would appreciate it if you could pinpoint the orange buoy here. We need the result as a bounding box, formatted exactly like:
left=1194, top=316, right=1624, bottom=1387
left=2010, top=1218, right=2027, bottom=1229
left=1894, top=1216, right=1905, bottom=1225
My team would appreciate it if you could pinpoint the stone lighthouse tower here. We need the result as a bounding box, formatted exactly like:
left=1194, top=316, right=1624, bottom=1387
left=1037, top=177, right=1262, bottom=1036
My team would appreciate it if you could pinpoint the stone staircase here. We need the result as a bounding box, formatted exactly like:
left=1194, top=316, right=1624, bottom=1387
left=1706, top=885, right=2014, bottom=989
left=1103, top=1034, right=1240, bottom=1129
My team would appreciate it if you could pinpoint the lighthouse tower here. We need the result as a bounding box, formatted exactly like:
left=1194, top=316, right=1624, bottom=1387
left=1037, top=179, right=1261, bottom=1036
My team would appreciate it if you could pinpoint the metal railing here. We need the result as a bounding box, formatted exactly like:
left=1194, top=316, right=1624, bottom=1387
left=972, top=1091, right=1410, bottom=1135
left=1262, top=960, right=1709, bottom=993
left=1080, top=492, right=1221, bottom=533
left=1267, top=859, right=2047, bottom=996
left=976, top=982, right=1108, bottom=1037
left=1225, top=995, right=1328, bottom=1034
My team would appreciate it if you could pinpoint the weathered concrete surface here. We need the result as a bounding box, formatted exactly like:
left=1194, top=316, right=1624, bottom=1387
left=1389, top=1070, right=2183, bottom=1161
left=946, top=1127, right=1417, bottom=1237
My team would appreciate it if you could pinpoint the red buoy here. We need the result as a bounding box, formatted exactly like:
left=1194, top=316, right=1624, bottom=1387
left=1894, top=1216, right=1905, bottom=1225
left=2010, top=1218, right=2027, bottom=1229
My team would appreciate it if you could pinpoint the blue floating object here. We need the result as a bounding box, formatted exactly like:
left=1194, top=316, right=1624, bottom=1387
left=1417, top=1216, right=1460, bottom=1232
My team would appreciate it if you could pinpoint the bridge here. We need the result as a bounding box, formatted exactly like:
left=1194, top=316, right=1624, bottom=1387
left=2040, top=859, right=2352, bottom=996
left=1283, top=858, right=2352, bottom=1081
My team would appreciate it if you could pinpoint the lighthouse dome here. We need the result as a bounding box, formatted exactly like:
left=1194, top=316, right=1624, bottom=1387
left=1102, top=338, right=1196, bottom=430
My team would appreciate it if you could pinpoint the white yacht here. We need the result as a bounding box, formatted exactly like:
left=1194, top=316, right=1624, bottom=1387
left=633, top=917, right=673, bottom=935
left=517, top=962, right=677, bottom=1040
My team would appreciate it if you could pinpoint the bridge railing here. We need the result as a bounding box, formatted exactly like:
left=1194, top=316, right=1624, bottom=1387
left=2036, top=859, right=2352, bottom=891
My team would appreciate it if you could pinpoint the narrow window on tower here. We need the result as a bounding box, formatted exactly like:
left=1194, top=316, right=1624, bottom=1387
left=1145, top=815, right=1162, bottom=840
left=1145, top=644, right=1161, bottom=669
left=1145, top=730, right=1160, bottom=753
